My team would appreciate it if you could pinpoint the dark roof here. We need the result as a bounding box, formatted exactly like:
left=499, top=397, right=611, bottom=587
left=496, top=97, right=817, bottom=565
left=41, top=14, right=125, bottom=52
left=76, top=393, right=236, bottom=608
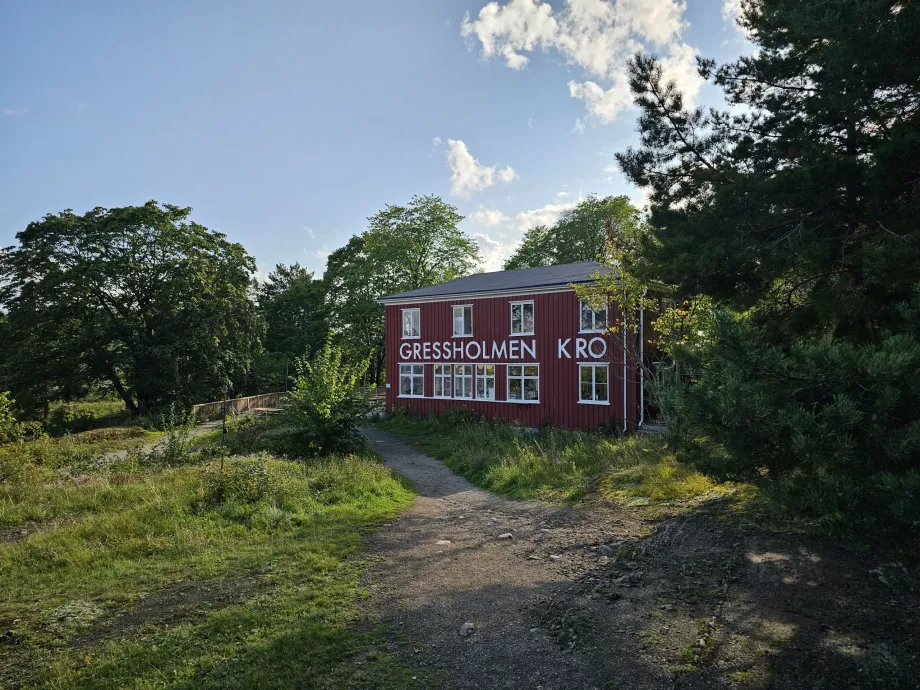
left=377, top=261, right=610, bottom=303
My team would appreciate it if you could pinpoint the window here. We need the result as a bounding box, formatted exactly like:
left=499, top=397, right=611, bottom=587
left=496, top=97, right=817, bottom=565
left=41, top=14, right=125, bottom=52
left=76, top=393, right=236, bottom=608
left=579, top=363, right=609, bottom=404
left=402, top=308, right=420, bottom=339
left=433, top=364, right=452, bottom=398
left=508, top=364, right=539, bottom=402
left=510, top=301, right=534, bottom=335
left=399, top=364, right=424, bottom=397
left=452, top=305, right=473, bottom=337
left=580, top=301, right=607, bottom=333
left=454, top=364, right=473, bottom=398
left=476, top=365, right=496, bottom=400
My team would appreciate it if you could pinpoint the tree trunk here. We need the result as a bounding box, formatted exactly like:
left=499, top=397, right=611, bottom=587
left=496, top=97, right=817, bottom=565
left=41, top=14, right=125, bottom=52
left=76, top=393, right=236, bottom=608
left=104, top=362, right=138, bottom=416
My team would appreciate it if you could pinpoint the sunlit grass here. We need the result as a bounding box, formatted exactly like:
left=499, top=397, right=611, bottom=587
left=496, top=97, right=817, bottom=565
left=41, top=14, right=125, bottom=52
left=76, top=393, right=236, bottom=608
left=1, top=443, right=420, bottom=689
left=377, top=414, right=748, bottom=508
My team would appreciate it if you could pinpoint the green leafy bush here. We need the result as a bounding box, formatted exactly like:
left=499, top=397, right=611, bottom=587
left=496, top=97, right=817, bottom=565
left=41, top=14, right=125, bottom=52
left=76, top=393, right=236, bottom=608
left=667, top=308, right=920, bottom=532
left=286, top=338, right=370, bottom=455
left=201, top=457, right=285, bottom=505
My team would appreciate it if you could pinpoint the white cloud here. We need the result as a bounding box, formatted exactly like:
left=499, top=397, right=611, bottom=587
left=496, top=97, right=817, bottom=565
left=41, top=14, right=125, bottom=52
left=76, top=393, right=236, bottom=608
left=432, top=136, right=442, bottom=146
left=461, top=0, right=702, bottom=123
left=444, top=139, right=517, bottom=198
left=603, top=164, right=617, bottom=173
left=304, top=226, right=315, bottom=239
left=573, top=117, right=586, bottom=134
left=498, top=165, right=519, bottom=183
left=513, top=199, right=578, bottom=231
left=474, top=232, right=509, bottom=271
left=470, top=208, right=511, bottom=227
left=2, top=108, right=26, bottom=116
left=528, top=117, right=534, bottom=128
left=660, top=42, right=704, bottom=104
left=568, top=74, right=632, bottom=123
left=556, top=190, right=569, bottom=199
left=722, top=0, right=743, bottom=25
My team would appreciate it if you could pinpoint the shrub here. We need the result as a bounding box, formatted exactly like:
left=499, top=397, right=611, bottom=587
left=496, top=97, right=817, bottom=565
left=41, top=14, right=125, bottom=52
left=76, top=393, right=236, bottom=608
left=666, top=308, right=920, bottom=532
left=286, top=338, right=370, bottom=455
left=201, top=457, right=284, bottom=505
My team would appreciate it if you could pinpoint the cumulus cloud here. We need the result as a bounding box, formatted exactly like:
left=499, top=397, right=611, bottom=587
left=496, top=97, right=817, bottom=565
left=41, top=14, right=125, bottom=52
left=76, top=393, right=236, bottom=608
left=474, top=232, right=509, bottom=270
left=513, top=199, right=577, bottom=231
left=470, top=207, right=512, bottom=226
left=461, top=0, right=704, bottom=123
left=444, top=139, right=518, bottom=198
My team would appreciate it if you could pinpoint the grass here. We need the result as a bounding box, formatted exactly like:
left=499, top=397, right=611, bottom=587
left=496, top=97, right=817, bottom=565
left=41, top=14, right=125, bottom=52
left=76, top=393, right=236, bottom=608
left=377, top=412, right=749, bottom=508
left=0, top=421, right=423, bottom=689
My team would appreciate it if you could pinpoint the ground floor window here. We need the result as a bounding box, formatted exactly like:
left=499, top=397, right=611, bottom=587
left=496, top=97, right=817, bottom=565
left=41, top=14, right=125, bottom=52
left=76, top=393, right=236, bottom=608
left=454, top=364, right=473, bottom=398
left=433, top=364, right=452, bottom=398
left=578, top=363, right=608, bottom=403
left=399, top=364, right=424, bottom=397
left=476, top=364, right=495, bottom=400
left=508, top=364, right=539, bottom=402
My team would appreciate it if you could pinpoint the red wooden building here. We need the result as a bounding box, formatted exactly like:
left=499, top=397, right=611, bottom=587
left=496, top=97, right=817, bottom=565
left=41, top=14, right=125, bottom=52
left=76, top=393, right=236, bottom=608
left=377, top=261, right=648, bottom=431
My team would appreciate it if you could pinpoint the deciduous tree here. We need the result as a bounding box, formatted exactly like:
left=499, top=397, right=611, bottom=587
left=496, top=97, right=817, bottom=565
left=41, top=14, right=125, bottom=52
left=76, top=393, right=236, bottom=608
left=0, top=202, right=264, bottom=416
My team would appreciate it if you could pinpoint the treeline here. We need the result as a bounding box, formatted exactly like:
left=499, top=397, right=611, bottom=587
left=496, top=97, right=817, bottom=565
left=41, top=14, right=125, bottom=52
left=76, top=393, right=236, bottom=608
left=0, top=194, right=485, bottom=419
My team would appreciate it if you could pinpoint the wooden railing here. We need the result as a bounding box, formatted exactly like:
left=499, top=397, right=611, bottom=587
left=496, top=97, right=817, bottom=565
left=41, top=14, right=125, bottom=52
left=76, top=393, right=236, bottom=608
left=192, top=392, right=288, bottom=422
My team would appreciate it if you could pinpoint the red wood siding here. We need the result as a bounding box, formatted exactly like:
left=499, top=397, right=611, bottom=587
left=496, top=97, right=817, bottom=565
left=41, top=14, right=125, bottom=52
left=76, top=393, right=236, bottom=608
left=383, top=289, right=644, bottom=431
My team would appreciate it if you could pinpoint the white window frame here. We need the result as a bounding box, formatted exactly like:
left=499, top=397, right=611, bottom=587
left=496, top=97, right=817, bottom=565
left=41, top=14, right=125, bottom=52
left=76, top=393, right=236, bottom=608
left=578, top=362, right=610, bottom=405
left=398, top=363, right=424, bottom=398
left=432, top=363, right=452, bottom=398
left=579, top=300, right=608, bottom=334
left=507, top=363, right=540, bottom=403
left=452, top=304, right=473, bottom=338
left=454, top=364, right=473, bottom=399
left=510, top=300, right=535, bottom=336
left=475, top=364, right=496, bottom=400
left=401, top=308, right=420, bottom=339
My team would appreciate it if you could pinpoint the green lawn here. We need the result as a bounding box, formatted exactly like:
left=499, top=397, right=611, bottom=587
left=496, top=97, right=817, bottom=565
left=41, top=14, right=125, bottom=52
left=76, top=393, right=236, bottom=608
left=0, top=427, right=422, bottom=689
left=377, top=412, right=752, bottom=509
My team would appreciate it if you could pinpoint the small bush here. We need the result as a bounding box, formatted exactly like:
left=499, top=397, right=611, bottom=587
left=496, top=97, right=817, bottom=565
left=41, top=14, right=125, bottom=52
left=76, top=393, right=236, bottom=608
left=201, top=457, right=285, bottom=506
left=286, top=338, right=370, bottom=455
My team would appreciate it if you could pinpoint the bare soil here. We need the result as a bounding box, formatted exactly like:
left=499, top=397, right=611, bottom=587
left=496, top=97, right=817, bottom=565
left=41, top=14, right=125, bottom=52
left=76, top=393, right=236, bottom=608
left=359, top=428, right=919, bottom=690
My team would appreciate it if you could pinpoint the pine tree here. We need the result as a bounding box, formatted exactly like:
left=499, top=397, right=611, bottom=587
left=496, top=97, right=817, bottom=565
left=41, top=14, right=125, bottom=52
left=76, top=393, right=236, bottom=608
left=617, top=0, right=920, bottom=530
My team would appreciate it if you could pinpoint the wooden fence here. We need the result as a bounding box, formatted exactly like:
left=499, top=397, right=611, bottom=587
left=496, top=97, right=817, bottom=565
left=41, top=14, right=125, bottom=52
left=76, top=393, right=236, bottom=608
left=192, top=392, right=288, bottom=422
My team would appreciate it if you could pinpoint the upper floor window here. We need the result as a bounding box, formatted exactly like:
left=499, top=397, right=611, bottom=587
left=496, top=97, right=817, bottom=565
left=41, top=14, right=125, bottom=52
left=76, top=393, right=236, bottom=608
left=402, top=308, right=420, bottom=339
left=580, top=301, right=607, bottom=333
left=453, top=305, right=473, bottom=337
left=510, top=301, right=535, bottom=335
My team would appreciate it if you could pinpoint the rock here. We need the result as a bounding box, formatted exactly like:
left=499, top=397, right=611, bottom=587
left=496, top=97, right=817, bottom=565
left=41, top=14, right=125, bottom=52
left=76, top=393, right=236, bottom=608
left=497, top=533, right=513, bottom=540
left=659, top=604, right=675, bottom=611
left=436, top=539, right=451, bottom=545
left=549, top=554, right=563, bottom=561
left=599, top=556, right=610, bottom=565
left=598, top=545, right=614, bottom=557
left=528, top=554, right=543, bottom=560
left=460, top=622, right=474, bottom=637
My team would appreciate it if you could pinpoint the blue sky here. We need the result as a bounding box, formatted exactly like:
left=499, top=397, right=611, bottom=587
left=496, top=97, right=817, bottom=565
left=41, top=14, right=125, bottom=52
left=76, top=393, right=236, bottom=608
left=0, top=0, right=748, bottom=275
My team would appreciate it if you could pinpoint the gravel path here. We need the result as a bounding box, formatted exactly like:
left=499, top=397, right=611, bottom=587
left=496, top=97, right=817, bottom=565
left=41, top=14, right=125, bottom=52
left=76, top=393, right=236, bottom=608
left=360, top=428, right=920, bottom=690
left=361, top=427, right=657, bottom=690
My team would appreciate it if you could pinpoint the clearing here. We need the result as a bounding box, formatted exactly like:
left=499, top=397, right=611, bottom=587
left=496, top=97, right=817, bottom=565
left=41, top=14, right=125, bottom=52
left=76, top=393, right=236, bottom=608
left=360, top=426, right=919, bottom=690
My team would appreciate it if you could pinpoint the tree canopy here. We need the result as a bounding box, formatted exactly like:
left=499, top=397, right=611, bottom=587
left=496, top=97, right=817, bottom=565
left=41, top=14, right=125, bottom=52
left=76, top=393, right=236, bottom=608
left=617, top=0, right=920, bottom=341
left=504, top=195, right=641, bottom=269
left=0, top=202, right=263, bottom=415
left=615, top=0, right=920, bottom=529
left=324, top=195, right=480, bottom=381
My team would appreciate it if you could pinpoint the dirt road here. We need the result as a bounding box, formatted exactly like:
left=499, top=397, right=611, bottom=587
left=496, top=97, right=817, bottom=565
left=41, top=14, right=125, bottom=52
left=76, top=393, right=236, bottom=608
left=360, top=428, right=918, bottom=690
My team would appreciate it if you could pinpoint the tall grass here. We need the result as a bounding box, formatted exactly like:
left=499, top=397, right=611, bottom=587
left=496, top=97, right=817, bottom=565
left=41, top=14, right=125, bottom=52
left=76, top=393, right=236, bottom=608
left=378, top=412, right=743, bottom=506
left=1, top=424, right=418, bottom=688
